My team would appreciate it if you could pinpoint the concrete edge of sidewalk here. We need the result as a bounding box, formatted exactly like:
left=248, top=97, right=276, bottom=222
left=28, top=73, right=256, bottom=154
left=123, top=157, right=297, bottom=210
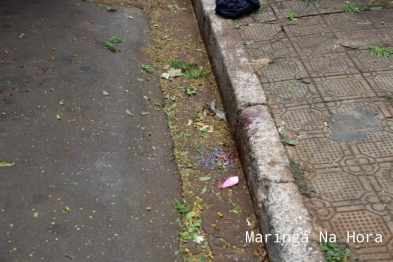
left=191, top=1, right=325, bottom=261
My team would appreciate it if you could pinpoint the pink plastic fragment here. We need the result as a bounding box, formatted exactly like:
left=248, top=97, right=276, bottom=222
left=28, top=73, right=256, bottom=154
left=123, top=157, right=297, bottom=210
left=219, top=176, right=239, bottom=189
left=128, top=16, right=133, bottom=20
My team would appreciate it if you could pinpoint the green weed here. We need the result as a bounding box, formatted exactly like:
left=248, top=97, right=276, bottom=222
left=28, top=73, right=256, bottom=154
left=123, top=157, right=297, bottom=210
left=170, top=60, right=195, bottom=70
left=109, top=36, right=122, bottom=44
left=173, top=199, right=190, bottom=214
left=344, top=3, right=361, bottom=12
left=183, top=69, right=208, bottom=79
left=368, top=45, right=393, bottom=58
left=286, top=11, right=296, bottom=20
left=320, top=241, right=356, bottom=262
left=186, top=86, right=197, bottom=95
left=141, top=64, right=155, bottom=74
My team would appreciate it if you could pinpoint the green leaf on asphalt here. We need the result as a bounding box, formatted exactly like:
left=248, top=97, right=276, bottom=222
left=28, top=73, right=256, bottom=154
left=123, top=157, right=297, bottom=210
left=33, top=212, right=38, bottom=218
left=143, top=95, right=149, bottom=100
left=0, top=161, right=15, bottom=167
left=59, top=100, right=64, bottom=105
left=126, top=109, right=134, bottom=116
left=4, top=80, right=11, bottom=84
left=195, top=144, right=203, bottom=154
left=201, top=186, right=207, bottom=194
left=109, top=36, right=122, bottom=44
left=103, top=91, right=109, bottom=96
left=19, top=33, right=25, bottom=38
left=137, top=77, right=144, bottom=82
left=199, top=176, right=211, bottom=181
left=56, top=114, right=61, bottom=120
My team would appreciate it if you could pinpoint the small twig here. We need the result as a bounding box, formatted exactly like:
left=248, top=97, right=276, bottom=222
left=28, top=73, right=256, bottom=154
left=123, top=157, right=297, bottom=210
left=224, top=222, right=246, bottom=237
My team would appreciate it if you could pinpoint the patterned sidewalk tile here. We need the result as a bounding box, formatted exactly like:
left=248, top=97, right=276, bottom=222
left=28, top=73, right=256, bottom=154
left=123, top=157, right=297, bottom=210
left=313, top=74, right=377, bottom=102
left=271, top=1, right=319, bottom=19
left=283, top=15, right=331, bottom=36
left=323, top=12, right=377, bottom=30
left=333, top=28, right=393, bottom=49
left=347, top=50, right=393, bottom=73
left=300, top=52, right=360, bottom=77
left=290, top=32, right=344, bottom=55
left=363, top=71, right=393, bottom=97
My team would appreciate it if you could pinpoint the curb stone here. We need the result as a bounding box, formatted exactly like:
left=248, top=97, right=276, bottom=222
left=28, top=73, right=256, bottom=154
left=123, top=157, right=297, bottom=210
left=190, top=1, right=325, bottom=261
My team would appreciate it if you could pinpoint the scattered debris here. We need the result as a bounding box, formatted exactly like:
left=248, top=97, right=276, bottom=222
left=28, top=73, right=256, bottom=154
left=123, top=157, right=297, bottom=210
left=128, top=16, right=133, bottom=19
left=18, top=33, right=25, bottom=38
left=65, top=253, right=75, bottom=260
left=203, top=100, right=225, bottom=119
left=219, top=176, right=239, bottom=189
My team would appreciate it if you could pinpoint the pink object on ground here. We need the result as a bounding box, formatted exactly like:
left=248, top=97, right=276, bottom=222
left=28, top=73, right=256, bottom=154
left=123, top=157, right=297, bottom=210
left=219, top=176, right=239, bottom=189
left=128, top=16, right=133, bottom=20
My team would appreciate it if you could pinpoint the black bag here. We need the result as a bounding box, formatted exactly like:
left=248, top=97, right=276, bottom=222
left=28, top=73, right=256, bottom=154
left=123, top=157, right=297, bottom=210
left=216, top=0, right=260, bottom=19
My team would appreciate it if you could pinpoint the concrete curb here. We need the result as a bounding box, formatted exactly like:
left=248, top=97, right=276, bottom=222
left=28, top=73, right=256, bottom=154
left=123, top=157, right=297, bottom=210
left=191, top=1, right=325, bottom=261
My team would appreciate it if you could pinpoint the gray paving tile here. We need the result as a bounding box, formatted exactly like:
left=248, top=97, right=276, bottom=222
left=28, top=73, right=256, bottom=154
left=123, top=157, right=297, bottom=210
left=283, top=15, right=330, bottom=36
left=365, top=9, right=393, bottom=28
left=315, top=0, right=346, bottom=14
left=246, top=34, right=294, bottom=58
left=300, top=52, right=360, bottom=77
left=262, top=79, right=322, bottom=105
left=333, top=28, right=393, bottom=49
left=323, top=12, right=377, bottom=30
left=363, top=71, right=393, bottom=97
left=271, top=103, right=329, bottom=132
left=290, top=32, right=344, bottom=55
left=314, top=74, right=377, bottom=102
left=271, top=1, right=319, bottom=19
left=241, top=23, right=283, bottom=41
left=347, top=49, right=393, bottom=73
left=255, top=54, right=309, bottom=83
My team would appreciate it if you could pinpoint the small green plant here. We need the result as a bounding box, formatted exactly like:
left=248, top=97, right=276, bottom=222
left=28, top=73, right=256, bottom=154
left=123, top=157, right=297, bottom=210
left=195, top=144, right=203, bottom=154
left=286, top=85, right=292, bottom=93
left=344, top=3, right=361, bottom=13
left=18, top=33, right=25, bottom=38
left=165, top=102, right=177, bottom=116
left=286, top=11, right=296, bottom=20
left=245, top=40, right=254, bottom=45
left=141, top=64, right=155, bottom=74
left=289, top=159, right=315, bottom=198
left=109, top=36, right=122, bottom=44
left=173, top=199, right=190, bottom=214
left=180, top=132, right=190, bottom=138
left=268, top=55, right=285, bottom=64
left=107, top=6, right=117, bottom=12
left=280, top=130, right=299, bottom=146
left=320, top=241, right=356, bottom=262
left=103, top=41, right=120, bottom=52
left=368, top=45, right=393, bottom=58
left=234, top=23, right=242, bottom=29
left=183, top=69, right=208, bottom=79
left=186, top=86, right=197, bottom=95
left=170, top=60, right=195, bottom=70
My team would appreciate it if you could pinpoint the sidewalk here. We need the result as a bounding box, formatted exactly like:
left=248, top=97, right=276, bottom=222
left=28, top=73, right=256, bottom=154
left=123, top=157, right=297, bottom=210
left=192, top=0, right=393, bottom=261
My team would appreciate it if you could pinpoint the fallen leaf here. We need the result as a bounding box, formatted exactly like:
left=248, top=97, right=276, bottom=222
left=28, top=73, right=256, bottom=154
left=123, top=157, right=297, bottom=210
left=126, top=109, right=134, bottom=116
left=0, top=161, right=15, bottom=167
left=128, top=16, right=133, bottom=19
left=56, top=114, right=61, bottom=120
left=140, top=112, right=149, bottom=115
left=103, top=91, right=109, bottom=96
left=33, top=212, right=38, bottom=218
left=199, top=176, right=211, bottom=181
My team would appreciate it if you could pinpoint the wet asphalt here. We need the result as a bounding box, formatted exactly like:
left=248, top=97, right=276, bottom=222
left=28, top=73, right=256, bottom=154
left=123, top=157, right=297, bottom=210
left=0, top=0, right=182, bottom=261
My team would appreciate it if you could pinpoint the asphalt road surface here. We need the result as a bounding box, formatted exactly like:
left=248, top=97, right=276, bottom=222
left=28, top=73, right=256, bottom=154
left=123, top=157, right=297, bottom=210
left=0, top=0, right=181, bottom=261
